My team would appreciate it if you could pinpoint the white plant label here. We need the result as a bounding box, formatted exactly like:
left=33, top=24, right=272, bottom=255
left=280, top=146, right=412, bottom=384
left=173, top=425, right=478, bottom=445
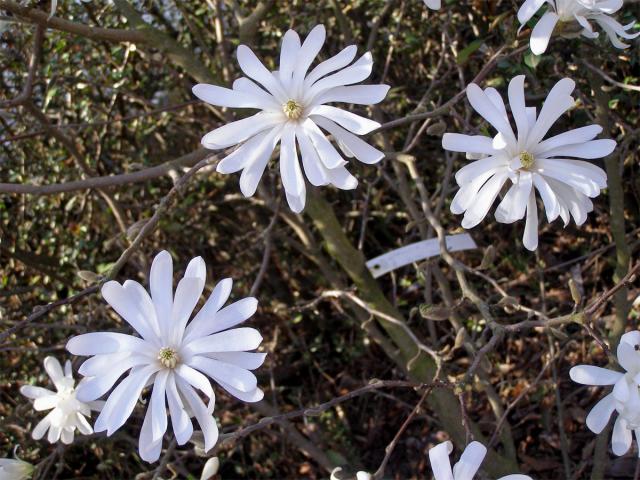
left=366, top=234, right=477, bottom=278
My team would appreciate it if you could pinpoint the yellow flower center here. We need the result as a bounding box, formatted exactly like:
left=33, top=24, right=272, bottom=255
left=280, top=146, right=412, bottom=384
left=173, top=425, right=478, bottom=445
left=283, top=100, right=303, bottom=120
left=519, top=151, right=535, bottom=170
left=158, top=347, right=179, bottom=369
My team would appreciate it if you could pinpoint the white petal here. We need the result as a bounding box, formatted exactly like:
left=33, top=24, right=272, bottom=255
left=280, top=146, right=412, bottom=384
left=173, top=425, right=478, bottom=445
left=175, top=364, right=214, bottom=401
left=296, top=127, right=330, bottom=186
left=461, top=172, right=509, bottom=229
left=75, top=355, right=150, bottom=402
left=305, top=53, right=373, bottom=103
left=139, top=400, right=163, bottom=463
left=530, top=11, right=559, bottom=55
left=150, top=250, right=174, bottom=333
left=527, top=78, right=576, bottom=147
left=309, top=105, right=379, bottom=135
left=185, top=328, right=263, bottom=355
left=532, top=174, right=560, bottom=222
left=177, top=378, right=219, bottom=452
left=613, top=377, right=630, bottom=402
left=465, top=84, right=516, bottom=146
left=150, top=370, right=169, bottom=442
left=206, top=351, right=267, bottom=370
left=314, top=84, right=390, bottom=105
left=442, top=134, right=497, bottom=156
left=94, top=365, right=159, bottom=435
left=192, top=83, right=276, bottom=110
left=518, top=0, right=547, bottom=24
left=540, top=139, right=616, bottom=160
left=183, top=278, right=234, bottom=343
left=189, top=356, right=257, bottom=393
left=452, top=441, right=486, bottom=480
left=236, top=45, right=287, bottom=101
left=171, top=276, right=205, bottom=344
left=302, top=119, right=347, bottom=169
left=43, top=357, right=64, bottom=390
left=586, top=393, right=616, bottom=434
left=67, top=332, right=152, bottom=356
left=304, top=45, right=357, bottom=88
left=20, top=385, right=55, bottom=400
left=280, top=125, right=306, bottom=201
left=508, top=75, right=530, bottom=148
left=32, top=413, right=52, bottom=440
left=199, top=297, right=258, bottom=338
left=617, top=341, right=640, bottom=373
left=495, top=173, right=532, bottom=224
left=312, top=115, right=384, bottom=164
left=278, top=29, right=301, bottom=88
left=428, top=441, right=454, bottom=480
left=201, top=112, right=282, bottom=150
left=217, top=381, right=264, bottom=403
left=33, top=394, right=59, bottom=412
left=612, top=415, right=632, bottom=456
left=535, top=125, right=603, bottom=154
left=523, top=188, right=539, bottom=251
left=291, top=25, right=326, bottom=94
left=570, top=365, right=623, bottom=385
left=238, top=126, right=283, bottom=197
left=101, top=281, right=159, bottom=343
left=325, top=164, right=358, bottom=190
left=217, top=129, right=270, bottom=175
left=166, top=373, right=193, bottom=445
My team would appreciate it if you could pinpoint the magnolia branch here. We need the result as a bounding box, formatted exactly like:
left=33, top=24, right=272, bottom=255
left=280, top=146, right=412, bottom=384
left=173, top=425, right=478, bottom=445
left=216, top=379, right=453, bottom=446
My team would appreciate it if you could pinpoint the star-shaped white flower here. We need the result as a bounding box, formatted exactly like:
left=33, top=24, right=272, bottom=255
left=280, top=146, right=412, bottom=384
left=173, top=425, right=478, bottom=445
left=424, top=0, right=442, bottom=9
left=0, top=458, right=34, bottom=480
left=518, top=0, right=639, bottom=54
left=429, top=441, right=532, bottom=479
left=193, top=24, right=389, bottom=213
left=570, top=331, right=640, bottom=456
left=19, top=356, right=100, bottom=445
left=66, top=251, right=266, bottom=462
left=442, top=75, right=613, bottom=251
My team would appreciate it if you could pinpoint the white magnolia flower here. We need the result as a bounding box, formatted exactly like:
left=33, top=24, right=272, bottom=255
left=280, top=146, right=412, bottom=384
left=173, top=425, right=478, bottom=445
left=428, top=441, right=532, bottom=480
left=0, top=458, right=34, bottom=480
left=442, top=75, right=613, bottom=251
left=19, top=357, right=100, bottom=444
left=570, top=331, right=640, bottom=456
left=424, top=0, right=442, bottom=9
left=518, top=0, right=639, bottom=54
left=66, top=250, right=266, bottom=462
left=193, top=24, right=389, bottom=213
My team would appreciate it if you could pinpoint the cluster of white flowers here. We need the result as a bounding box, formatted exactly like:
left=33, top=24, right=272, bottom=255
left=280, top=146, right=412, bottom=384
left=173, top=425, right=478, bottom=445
left=518, top=0, right=639, bottom=54
left=12, top=0, right=639, bottom=477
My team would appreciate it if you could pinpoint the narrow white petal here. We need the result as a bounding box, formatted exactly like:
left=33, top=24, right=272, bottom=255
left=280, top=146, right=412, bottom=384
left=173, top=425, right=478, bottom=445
left=452, top=441, right=486, bottom=480
left=309, top=105, right=380, bottom=135
left=312, top=115, right=384, bottom=164
left=150, top=250, right=173, bottom=333
left=612, top=416, right=632, bottom=456
left=177, top=378, right=219, bottom=452
left=530, top=11, right=559, bottom=55
left=570, top=365, right=623, bottom=385
left=185, top=328, right=263, bottom=355
left=183, top=278, right=234, bottom=344
left=314, top=84, right=390, bottom=105
left=523, top=189, right=539, bottom=251
left=586, top=393, right=616, bottom=434
left=189, top=356, right=258, bottom=393
left=428, top=441, right=455, bottom=480
left=67, top=332, right=152, bottom=356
